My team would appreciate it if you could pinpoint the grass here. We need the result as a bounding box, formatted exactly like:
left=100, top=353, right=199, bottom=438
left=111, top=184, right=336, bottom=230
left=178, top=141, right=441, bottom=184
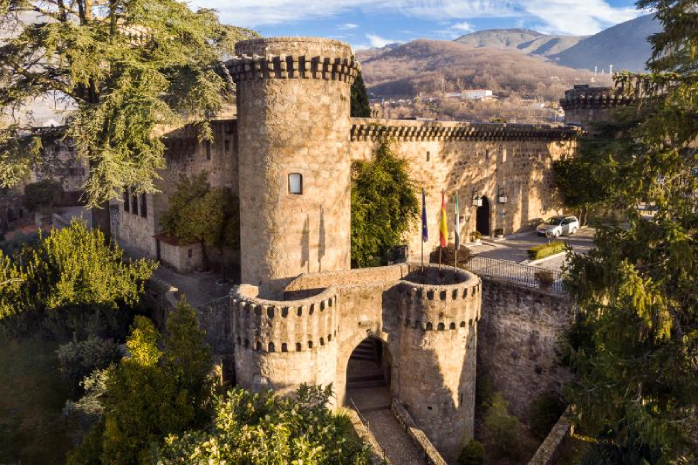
left=0, top=334, right=76, bottom=464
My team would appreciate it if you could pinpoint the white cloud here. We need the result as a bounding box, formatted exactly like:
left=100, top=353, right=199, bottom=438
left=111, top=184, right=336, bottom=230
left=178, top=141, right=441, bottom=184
left=450, top=21, right=474, bottom=32
left=366, top=33, right=401, bottom=48
left=195, top=0, right=641, bottom=36
left=339, top=22, right=360, bottom=29
left=436, top=20, right=475, bottom=39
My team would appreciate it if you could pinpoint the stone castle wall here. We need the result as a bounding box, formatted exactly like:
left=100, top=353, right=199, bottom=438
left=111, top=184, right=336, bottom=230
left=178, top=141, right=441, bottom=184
left=349, top=119, right=577, bottom=257
left=231, top=263, right=480, bottom=462
left=477, top=277, right=575, bottom=418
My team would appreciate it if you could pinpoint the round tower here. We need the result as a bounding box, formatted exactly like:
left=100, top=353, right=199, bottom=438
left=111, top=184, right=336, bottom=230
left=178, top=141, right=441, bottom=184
left=229, top=38, right=359, bottom=296
left=560, top=84, right=636, bottom=131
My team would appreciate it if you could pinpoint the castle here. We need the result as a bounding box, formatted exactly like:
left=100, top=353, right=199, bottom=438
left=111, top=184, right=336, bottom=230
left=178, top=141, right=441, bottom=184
left=110, top=38, right=627, bottom=462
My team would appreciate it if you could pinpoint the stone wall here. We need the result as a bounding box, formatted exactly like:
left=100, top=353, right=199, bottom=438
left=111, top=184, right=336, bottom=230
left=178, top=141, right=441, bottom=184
left=348, top=119, right=577, bottom=259
left=477, top=276, right=575, bottom=418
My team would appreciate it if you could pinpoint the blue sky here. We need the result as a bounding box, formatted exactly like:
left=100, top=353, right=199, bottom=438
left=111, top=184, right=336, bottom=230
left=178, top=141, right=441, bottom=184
left=192, top=0, right=645, bottom=49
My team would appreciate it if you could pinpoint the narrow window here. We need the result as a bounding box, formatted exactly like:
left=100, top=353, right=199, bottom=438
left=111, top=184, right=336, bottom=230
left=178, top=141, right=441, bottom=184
left=123, top=188, right=130, bottom=212
left=140, top=193, right=147, bottom=218
left=485, top=149, right=490, bottom=160
left=426, top=151, right=430, bottom=161
left=188, top=248, right=193, bottom=258
left=224, top=140, right=230, bottom=152
left=288, top=173, right=303, bottom=195
left=206, top=141, right=212, bottom=160
left=131, top=190, right=139, bottom=216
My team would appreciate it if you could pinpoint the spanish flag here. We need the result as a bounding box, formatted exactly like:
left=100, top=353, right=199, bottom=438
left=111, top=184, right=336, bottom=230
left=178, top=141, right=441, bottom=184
left=439, top=190, right=448, bottom=248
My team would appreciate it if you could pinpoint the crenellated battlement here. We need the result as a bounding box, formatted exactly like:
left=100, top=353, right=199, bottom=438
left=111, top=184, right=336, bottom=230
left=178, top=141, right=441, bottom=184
left=350, top=118, right=578, bottom=142
left=398, top=265, right=481, bottom=332
left=228, top=54, right=360, bottom=83
left=232, top=284, right=339, bottom=354
left=559, top=85, right=636, bottom=111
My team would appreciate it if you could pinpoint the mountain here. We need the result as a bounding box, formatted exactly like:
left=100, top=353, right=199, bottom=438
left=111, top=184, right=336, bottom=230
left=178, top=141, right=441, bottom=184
left=550, top=14, right=662, bottom=72
left=357, top=39, right=608, bottom=100
left=454, top=28, right=585, bottom=57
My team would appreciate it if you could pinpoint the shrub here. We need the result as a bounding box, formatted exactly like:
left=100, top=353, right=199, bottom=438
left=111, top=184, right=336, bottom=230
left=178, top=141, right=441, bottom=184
left=528, top=392, right=566, bottom=440
left=494, top=228, right=504, bottom=236
left=429, top=244, right=473, bottom=268
left=22, top=179, right=64, bottom=211
left=458, top=440, right=485, bottom=465
left=528, top=240, right=566, bottom=260
left=470, top=231, right=482, bottom=241
left=534, top=269, right=556, bottom=288
left=57, top=336, right=122, bottom=395
left=476, top=375, right=495, bottom=408
left=485, top=393, right=520, bottom=457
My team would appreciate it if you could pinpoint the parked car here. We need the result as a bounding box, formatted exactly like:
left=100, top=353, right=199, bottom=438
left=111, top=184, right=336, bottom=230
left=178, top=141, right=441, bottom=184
left=536, top=215, right=579, bottom=237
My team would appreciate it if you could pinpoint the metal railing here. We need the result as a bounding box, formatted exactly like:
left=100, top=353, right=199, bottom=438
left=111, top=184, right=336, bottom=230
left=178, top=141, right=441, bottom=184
left=465, top=256, right=567, bottom=294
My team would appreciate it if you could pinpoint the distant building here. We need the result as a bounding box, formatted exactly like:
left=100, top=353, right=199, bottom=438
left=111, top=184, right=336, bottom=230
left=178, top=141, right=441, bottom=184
left=462, top=89, right=494, bottom=100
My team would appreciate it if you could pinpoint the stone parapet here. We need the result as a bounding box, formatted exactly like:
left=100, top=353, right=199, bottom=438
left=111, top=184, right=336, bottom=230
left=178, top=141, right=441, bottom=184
left=232, top=284, right=339, bottom=354
left=559, top=86, right=636, bottom=111
left=229, top=37, right=359, bottom=84
left=350, top=118, right=578, bottom=142
left=398, top=265, right=481, bottom=331
left=391, top=400, right=448, bottom=465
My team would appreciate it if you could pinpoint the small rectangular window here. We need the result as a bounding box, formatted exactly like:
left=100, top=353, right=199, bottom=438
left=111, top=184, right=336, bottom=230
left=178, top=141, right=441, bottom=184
left=140, top=193, right=147, bottom=218
left=288, top=173, right=303, bottom=195
left=206, top=141, right=211, bottom=160
left=224, top=140, right=230, bottom=152
left=187, top=248, right=193, bottom=258
left=426, top=151, right=430, bottom=161
left=123, top=188, right=129, bottom=212
left=131, top=190, right=139, bottom=216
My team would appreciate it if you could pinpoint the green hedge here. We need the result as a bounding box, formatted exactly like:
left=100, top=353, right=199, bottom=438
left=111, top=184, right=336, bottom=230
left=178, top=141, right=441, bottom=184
left=528, top=241, right=566, bottom=260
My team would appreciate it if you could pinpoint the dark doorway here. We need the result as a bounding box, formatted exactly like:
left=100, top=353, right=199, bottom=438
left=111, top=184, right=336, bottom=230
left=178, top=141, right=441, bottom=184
left=476, top=196, right=491, bottom=236
left=345, top=338, right=391, bottom=410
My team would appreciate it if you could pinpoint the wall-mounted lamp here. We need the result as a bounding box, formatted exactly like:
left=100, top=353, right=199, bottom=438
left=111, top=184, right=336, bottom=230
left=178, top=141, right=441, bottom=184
left=498, top=185, right=508, bottom=204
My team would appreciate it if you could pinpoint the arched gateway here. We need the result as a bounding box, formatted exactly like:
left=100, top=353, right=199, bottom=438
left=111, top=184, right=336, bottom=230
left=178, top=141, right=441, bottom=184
left=230, top=263, right=481, bottom=461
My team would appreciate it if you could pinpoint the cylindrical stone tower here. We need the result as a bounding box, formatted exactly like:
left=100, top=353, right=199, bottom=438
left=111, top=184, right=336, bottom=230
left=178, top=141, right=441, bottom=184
left=229, top=38, right=359, bottom=296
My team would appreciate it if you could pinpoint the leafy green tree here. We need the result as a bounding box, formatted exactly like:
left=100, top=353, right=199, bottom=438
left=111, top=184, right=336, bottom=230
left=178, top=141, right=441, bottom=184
left=0, top=0, right=256, bottom=230
left=563, top=0, right=698, bottom=461
left=70, top=299, right=213, bottom=464
left=22, top=179, right=64, bottom=211
left=58, top=336, right=121, bottom=395
left=351, top=71, right=371, bottom=118
left=351, top=138, right=419, bottom=267
left=156, top=385, right=370, bottom=464
left=0, top=220, right=154, bottom=335
left=159, top=173, right=239, bottom=269
left=484, top=393, right=519, bottom=458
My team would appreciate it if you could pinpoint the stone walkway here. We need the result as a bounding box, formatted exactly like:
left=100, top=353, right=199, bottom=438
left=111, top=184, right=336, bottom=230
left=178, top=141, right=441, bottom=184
left=364, top=407, right=427, bottom=465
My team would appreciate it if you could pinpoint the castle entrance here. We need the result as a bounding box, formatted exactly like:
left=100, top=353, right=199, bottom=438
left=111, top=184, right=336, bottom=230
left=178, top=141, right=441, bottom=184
left=345, top=337, right=392, bottom=412
left=476, top=196, right=491, bottom=236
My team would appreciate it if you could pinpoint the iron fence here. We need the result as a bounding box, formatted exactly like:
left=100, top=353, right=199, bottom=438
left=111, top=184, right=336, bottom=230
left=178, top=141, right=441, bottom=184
left=465, top=256, right=567, bottom=294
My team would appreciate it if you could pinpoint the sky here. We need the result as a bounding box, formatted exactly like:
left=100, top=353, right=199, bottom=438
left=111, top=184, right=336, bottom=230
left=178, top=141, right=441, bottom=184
left=191, top=0, right=646, bottom=50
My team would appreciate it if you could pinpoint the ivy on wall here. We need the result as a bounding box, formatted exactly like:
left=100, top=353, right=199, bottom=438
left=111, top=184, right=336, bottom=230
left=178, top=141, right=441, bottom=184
left=351, top=138, right=419, bottom=268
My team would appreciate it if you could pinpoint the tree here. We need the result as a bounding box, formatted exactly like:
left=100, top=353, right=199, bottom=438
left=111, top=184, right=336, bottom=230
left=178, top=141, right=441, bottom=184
left=22, top=179, right=64, bottom=211
left=0, top=220, right=154, bottom=334
left=159, top=173, right=239, bottom=269
left=351, top=71, right=371, bottom=118
left=351, top=138, right=419, bottom=267
left=563, top=1, right=698, bottom=461
left=72, top=300, right=213, bottom=464
left=156, top=385, right=370, bottom=464
left=0, top=0, right=256, bottom=228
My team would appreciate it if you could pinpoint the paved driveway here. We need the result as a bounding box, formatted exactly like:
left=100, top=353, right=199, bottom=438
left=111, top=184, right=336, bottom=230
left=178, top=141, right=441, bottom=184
left=467, top=227, right=595, bottom=271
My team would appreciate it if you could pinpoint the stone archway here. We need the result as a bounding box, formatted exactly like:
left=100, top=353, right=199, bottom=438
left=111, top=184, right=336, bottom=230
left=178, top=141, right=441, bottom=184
left=344, top=337, right=392, bottom=411
left=476, top=196, right=491, bottom=236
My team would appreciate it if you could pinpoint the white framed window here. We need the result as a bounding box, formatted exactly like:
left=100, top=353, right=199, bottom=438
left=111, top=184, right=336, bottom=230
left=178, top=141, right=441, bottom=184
left=288, top=173, right=303, bottom=195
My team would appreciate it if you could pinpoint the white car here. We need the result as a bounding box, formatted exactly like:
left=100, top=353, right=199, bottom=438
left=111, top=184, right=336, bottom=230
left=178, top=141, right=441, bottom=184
left=536, top=215, right=580, bottom=238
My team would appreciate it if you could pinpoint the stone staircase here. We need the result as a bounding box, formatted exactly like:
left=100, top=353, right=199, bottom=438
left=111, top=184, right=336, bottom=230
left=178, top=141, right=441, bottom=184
left=346, top=339, right=386, bottom=390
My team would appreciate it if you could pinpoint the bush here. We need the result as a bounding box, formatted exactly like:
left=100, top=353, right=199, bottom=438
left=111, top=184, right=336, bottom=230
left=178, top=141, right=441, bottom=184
left=476, top=375, right=495, bottom=408
left=57, top=336, right=122, bottom=395
left=458, top=440, right=485, bottom=465
left=528, top=392, right=566, bottom=440
left=534, top=269, right=556, bottom=288
left=23, top=179, right=64, bottom=211
left=485, top=393, right=520, bottom=457
left=494, top=228, right=504, bottom=236
left=528, top=240, right=566, bottom=260
left=429, top=244, right=473, bottom=268
left=470, top=231, right=482, bottom=241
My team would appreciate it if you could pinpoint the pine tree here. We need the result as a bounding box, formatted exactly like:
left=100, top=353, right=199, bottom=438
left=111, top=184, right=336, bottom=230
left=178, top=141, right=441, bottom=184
left=0, top=0, right=256, bottom=231
left=351, top=71, right=371, bottom=118
left=564, top=1, right=698, bottom=461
